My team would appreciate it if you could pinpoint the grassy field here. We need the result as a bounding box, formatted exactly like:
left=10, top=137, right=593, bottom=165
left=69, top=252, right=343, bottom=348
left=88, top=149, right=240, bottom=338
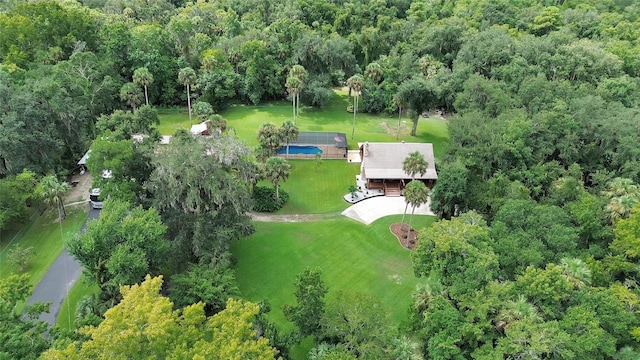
left=157, top=90, right=449, bottom=159
left=0, top=208, right=38, bottom=254
left=57, top=274, right=100, bottom=331
left=274, top=160, right=360, bottom=214
left=231, top=215, right=437, bottom=331
left=157, top=107, right=191, bottom=136
left=0, top=205, right=87, bottom=287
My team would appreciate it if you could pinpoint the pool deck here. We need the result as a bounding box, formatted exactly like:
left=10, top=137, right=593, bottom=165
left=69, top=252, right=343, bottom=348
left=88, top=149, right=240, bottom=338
left=347, top=150, right=361, bottom=163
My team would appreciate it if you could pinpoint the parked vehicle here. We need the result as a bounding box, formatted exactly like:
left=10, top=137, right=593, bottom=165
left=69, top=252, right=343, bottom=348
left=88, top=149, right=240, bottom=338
left=89, top=188, right=103, bottom=209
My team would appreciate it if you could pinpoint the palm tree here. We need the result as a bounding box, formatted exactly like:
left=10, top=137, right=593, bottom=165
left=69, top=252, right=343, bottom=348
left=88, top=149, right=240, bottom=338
left=603, top=178, right=640, bottom=198
left=391, top=336, right=422, bottom=360
left=602, top=178, right=640, bottom=223
left=404, top=180, right=429, bottom=239
left=257, top=122, right=282, bottom=156
left=38, top=175, right=71, bottom=221
left=308, top=343, right=335, bottom=360
left=178, top=67, right=197, bottom=126
left=606, top=195, right=638, bottom=222
left=285, top=76, right=303, bottom=124
left=133, top=67, right=154, bottom=106
left=289, top=65, right=307, bottom=121
left=346, top=74, right=364, bottom=139
left=365, top=62, right=383, bottom=83
left=418, top=55, right=442, bottom=78
left=393, top=94, right=406, bottom=141
left=264, top=157, right=291, bottom=200
left=119, top=82, right=143, bottom=113
left=495, top=295, right=542, bottom=331
left=412, top=274, right=444, bottom=314
left=280, top=120, right=299, bottom=159
left=403, top=151, right=428, bottom=180
left=559, top=258, right=592, bottom=289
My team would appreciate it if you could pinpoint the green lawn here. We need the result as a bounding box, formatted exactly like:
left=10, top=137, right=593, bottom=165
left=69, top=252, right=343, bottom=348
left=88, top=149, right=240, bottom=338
left=274, top=160, right=360, bottom=215
left=231, top=215, right=436, bottom=331
left=57, top=274, right=100, bottom=331
left=156, top=107, right=191, bottom=135
left=0, top=205, right=87, bottom=287
left=0, top=208, right=38, bottom=254
left=158, top=90, right=449, bottom=159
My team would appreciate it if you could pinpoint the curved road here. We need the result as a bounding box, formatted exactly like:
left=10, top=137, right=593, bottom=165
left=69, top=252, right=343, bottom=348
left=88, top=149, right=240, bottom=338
left=27, top=208, right=99, bottom=326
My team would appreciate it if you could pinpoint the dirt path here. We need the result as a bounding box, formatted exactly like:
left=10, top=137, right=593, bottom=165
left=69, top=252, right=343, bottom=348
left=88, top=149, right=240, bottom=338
left=64, top=172, right=93, bottom=205
left=248, top=212, right=326, bottom=222
left=63, top=174, right=327, bottom=222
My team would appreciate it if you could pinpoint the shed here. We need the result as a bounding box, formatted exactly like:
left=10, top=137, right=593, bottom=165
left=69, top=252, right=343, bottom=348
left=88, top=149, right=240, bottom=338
left=190, top=122, right=210, bottom=136
left=77, top=150, right=91, bottom=166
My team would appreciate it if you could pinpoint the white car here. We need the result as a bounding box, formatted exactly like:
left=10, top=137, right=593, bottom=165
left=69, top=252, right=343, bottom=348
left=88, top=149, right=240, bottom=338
left=89, top=188, right=103, bottom=209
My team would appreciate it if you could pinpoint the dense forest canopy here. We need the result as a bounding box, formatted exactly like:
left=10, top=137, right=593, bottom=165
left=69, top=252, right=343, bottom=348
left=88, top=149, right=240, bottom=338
left=1, top=0, right=640, bottom=176
left=3, top=0, right=640, bottom=358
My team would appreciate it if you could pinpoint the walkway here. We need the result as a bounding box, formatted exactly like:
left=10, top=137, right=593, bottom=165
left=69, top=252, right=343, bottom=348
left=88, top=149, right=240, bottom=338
left=27, top=208, right=99, bottom=327
left=249, top=212, right=324, bottom=222
left=341, top=196, right=435, bottom=225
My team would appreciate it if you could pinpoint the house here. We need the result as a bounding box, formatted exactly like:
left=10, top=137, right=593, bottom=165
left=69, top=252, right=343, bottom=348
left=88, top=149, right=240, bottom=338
left=359, top=142, right=437, bottom=196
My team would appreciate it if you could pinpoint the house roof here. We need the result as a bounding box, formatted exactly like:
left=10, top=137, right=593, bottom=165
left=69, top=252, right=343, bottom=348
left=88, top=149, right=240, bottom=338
left=77, top=150, right=91, bottom=165
left=190, top=122, right=208, bottom=135
left=361, top=142, right=437, bottom=180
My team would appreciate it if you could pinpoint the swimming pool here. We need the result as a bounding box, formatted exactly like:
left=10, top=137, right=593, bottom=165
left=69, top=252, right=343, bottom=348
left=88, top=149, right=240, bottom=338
left=278, top=145, right=323, bottom=155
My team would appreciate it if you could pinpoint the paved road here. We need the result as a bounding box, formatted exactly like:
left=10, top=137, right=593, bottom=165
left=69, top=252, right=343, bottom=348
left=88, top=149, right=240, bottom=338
left=27, top=208, right=100, bottom=326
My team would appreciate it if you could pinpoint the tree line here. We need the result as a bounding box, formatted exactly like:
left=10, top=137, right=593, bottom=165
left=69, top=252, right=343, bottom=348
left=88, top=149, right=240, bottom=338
left=3, top=0, right=640, bottom=177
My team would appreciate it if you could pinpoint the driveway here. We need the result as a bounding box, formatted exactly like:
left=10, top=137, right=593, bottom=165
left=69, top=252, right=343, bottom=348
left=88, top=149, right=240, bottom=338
left=341, top=196, right=434, bottom=225
left=27, top=207, right=99, bottom=326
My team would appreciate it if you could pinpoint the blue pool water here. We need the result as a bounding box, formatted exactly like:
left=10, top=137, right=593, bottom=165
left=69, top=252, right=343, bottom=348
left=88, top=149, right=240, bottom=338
left=278, top=145, right=323, bottom=155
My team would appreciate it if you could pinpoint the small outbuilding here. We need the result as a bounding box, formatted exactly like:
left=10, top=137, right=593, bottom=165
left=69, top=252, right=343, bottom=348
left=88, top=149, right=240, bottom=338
left=278, top=131, right=348, bottom=159
left=77, top=150, right=90, bottom=166
left=190, top=122, right=210, bottom=136
left=359, top=142, right=437, bottom=196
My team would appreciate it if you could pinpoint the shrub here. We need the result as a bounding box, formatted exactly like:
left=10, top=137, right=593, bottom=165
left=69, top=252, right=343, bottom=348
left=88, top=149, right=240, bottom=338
left=252, top=186, right=289, bottom=212
left=7, top=245, right=35, bottom=272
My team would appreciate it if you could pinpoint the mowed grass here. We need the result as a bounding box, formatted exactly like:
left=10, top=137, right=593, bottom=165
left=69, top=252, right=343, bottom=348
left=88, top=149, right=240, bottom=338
left=158, top=90, right=450, bottom=159
left=57, top=274, right=100, bottom=331
left=231, top=215, right=437, bottom=330
left=275, top=160, right=360, bottom=214
left=0, top=205, right=87, bottom=287
left=156, top=107, right=191, bottom=135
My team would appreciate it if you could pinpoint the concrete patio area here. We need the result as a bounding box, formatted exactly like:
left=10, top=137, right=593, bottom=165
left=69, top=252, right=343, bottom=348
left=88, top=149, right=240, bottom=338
left=341, top=196, right=435, bottom=225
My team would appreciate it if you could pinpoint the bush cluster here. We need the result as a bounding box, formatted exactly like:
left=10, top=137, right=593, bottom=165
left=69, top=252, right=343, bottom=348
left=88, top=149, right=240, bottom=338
left=252, top=186, right=289, bottom=212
